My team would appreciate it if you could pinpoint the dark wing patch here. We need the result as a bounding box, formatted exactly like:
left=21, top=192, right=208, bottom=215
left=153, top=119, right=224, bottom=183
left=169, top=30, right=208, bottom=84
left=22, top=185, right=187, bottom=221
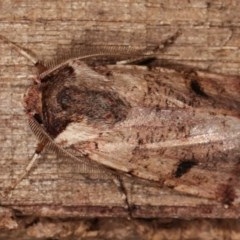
left=174, top=160, right=197, bottom=178
left=190, top=79, right=208, bottom=98
left=56, top=87, right=130, bottom=124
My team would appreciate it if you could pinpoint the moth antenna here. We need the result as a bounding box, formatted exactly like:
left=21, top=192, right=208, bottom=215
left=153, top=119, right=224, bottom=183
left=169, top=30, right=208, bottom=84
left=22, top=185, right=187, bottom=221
left=0, top=35, right=38, bottom=64
left=117, top=29, right=182, bottom=65
left=3, top=139, right=47, bottom=197
left=4, top=152, right=41, bottom=197
left=0, top=34, right=46, bottom=73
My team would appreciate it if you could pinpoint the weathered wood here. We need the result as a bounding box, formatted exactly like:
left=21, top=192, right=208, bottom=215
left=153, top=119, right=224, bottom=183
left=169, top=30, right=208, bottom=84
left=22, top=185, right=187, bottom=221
left=1, top=0, right=240, bottom=238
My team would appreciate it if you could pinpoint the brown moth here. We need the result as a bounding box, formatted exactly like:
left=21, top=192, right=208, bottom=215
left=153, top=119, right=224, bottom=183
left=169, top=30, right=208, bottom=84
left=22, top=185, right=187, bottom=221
left=1, top=34, right=240, bottom=207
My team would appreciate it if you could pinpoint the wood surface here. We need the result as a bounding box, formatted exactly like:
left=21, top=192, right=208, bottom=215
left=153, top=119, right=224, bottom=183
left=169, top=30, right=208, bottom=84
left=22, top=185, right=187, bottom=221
left=1, top=0, right=240, bottom=239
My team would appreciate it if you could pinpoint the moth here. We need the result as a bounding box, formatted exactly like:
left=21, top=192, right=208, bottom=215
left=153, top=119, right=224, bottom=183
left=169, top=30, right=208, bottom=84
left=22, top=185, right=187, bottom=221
left=1, top=33, right=240, bottom=207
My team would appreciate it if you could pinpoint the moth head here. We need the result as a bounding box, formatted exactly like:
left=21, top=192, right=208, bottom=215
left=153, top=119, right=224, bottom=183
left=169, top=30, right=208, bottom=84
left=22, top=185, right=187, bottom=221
left=23, top=84, right=42, bottom=122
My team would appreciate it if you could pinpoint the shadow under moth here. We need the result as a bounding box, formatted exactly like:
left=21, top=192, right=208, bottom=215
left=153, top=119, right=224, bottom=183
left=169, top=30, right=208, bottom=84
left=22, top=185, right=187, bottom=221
left=1, top=33, right=240, bottom=208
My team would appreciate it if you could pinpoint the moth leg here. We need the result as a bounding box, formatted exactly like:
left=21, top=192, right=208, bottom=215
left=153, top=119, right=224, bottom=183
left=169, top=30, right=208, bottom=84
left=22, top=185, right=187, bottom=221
left=116, top=29, right=182, bottom=65
left=0, top=34, right=46, bottom=74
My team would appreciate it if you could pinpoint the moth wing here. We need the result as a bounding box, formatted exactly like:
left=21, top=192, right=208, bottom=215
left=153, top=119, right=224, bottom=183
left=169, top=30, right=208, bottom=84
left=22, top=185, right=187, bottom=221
left=28, top=117, right=115, bottom=178
left=42, top=60, right=240, bottom=203
left=103, top=64, right=240, bottom=114
left=72, top=107, right=240, bottom=203
left=28, top=117, right=131, bottom=207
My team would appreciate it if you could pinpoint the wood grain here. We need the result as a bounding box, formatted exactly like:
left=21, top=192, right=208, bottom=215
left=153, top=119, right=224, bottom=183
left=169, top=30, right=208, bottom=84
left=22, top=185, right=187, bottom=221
left=1, top=0, right=240, bottom=239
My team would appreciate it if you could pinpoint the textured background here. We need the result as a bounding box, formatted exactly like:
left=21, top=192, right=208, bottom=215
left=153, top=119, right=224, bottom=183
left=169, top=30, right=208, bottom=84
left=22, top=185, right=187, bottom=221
left=1, top=0, right=240, bottom=239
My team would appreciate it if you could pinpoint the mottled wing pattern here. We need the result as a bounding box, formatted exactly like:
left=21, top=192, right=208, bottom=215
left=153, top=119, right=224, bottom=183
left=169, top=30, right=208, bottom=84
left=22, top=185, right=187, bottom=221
left=42, top=61, right=240, bottom=204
